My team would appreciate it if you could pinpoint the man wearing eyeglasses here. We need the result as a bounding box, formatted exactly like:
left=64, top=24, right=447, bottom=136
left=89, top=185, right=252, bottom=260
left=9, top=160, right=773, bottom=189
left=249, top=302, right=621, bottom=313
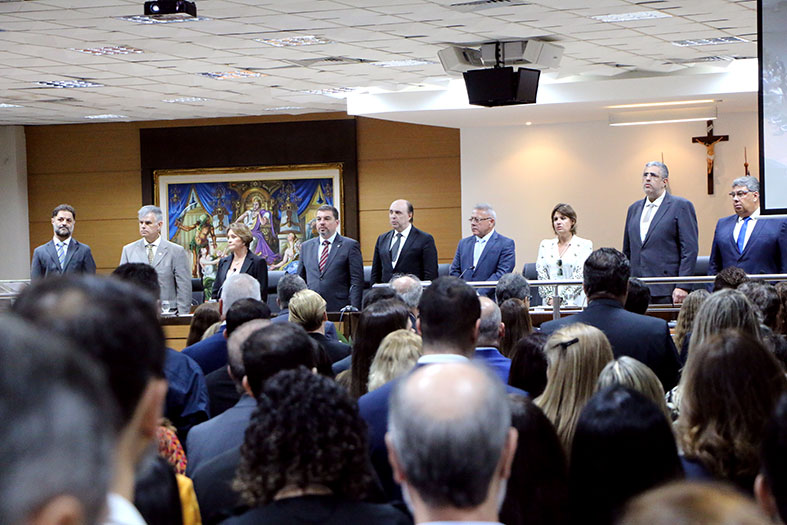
left=708, top=175, right=787, bottom=275
left=623, top=161, right=698, bottom=305
left=449, top=203, right=515, bottom=297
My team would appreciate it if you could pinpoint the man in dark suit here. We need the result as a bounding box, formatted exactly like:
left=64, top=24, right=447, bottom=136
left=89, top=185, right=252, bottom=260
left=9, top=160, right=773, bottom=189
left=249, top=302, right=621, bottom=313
left=449, top=203, right=515, bottom=297
left=31, top=204, right=96, bottom=280
left=298, top=205, right=364, bottom=311
left=709, top=176, right=787, bottom=275
left=623, top=161, right=698, bottom=304
left=540, top=248, right=681, bottom=391
left=371, top=199, right=438, bottom=283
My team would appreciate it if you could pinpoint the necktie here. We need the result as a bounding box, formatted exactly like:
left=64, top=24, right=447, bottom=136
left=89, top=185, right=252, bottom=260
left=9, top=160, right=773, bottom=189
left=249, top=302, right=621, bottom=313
left=56, top=242, right=66, bottom=269
left=319, top=240, right=330, bottom=273
left=737, top=217, right=750, bottom=254
left=147, top=243, right=154, bottom=264
left=390, top=232, right=403, bottom=264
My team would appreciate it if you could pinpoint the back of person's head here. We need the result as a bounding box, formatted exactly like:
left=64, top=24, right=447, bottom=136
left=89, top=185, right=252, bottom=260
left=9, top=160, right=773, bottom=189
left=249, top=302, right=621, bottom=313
left=241, top=323, right=315, bottom=398
left=776, top=281, right=787, bottom=335
left=688, top=288, right=762, bottom=358
left=571, top=385, right=683, bottom=524
left=362, top=285, right=397, bottom=310
left=368, top=329, right=423, bottom=391
left=288, top=289, right=326, bottom=332
left=225, top=298, right=271, bottom=336
left=13, top=275, right=165, bottom=427
left=673, top=289, right=710, bottom=351
left=759, top=393, right=787, bottom=523
left=584, top=248, right=631, bottom=299
left=624, top=278, right=650, bottom=315
left=739, top=281, right=782, bottom=330
left=508, top=332, right=549, bottom=397
left=714, top=266, right=750, bottom=292
left=418, top=276, right=481, bottom=355
left=112, top=262, right=161, bottom=301
left=276, top=273, right=307, bottom=309
left=390, top=274, right=422, bottom=310
left=678, top=331, right=787, bottom=490
left=496, top=272, right=531, bottom=303
left=133, top=454, right=183, bottom=525
left=221, top=273, right=261, bottom=315
left=500, top=395, right=568, bottom=525
left=618, top=481, right=772, bottom=525
left=597, top=356, right=670, bottom=420
left=350, top=298, right=410, bottom=398
left=0, top=315, right=113, bottom=525
left=536, top=322, right=614, bottom=452
left=187, top=302, right=221, bottom=346
left=387, top=362, right=513, bottom=510
left=235, top=368, right=373, bottom=506
left=499, top=298, right=533, bottom=358
left=477, top=296, right=503, bottom=347
left=227, top=319, right=270, bottom=389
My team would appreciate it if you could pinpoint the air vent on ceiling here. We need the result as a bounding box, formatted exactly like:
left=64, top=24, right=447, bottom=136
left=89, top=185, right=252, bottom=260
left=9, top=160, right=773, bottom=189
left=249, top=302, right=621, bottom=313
left=665, top=55, right=752, bottom=64
left=449, top=0, right=530, bottom=12
left=285, top=56, right=371, bottom=67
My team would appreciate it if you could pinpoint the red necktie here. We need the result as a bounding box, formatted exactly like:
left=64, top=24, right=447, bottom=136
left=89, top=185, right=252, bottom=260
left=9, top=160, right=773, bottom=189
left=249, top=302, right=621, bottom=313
left=319, top=240, right=330, bottom=272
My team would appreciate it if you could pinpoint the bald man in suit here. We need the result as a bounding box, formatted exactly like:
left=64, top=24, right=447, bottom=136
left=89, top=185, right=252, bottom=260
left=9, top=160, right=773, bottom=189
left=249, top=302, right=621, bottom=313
left=371, top=199, right=438, bottom=284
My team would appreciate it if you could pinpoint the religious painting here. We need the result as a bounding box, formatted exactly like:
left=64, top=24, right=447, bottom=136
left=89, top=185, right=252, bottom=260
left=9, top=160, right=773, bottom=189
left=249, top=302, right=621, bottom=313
left=154, top=164, right=342, bottom=283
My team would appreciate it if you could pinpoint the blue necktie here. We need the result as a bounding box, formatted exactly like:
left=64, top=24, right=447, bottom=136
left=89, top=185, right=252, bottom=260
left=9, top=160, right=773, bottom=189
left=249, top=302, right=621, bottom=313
left=56, top=242, right=66, bottom=269
left=737, top=217, right=750, bottom=254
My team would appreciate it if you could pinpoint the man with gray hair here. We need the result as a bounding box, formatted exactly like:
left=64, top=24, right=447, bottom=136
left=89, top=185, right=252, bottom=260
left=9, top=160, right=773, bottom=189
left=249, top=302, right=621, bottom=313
left=709, top=175, right=787, bottom=275
left=623, top=161, right=698, bottom=305
left=450, top=203, right=516, bottom=298
left=386, top=362, right=518, bottom=523
left=475, top=296, right=511, bottom=383
left=120, top=204, right=192, bottom=314
left=495, top=272, right=531, bottom=304
left=391, top=273, right=422, bottom=327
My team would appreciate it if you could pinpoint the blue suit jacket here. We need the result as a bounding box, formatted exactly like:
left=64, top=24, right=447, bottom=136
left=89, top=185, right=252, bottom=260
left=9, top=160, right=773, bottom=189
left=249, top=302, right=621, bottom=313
left=182, top=328, right=227, bottom=376
left=31, top=238, right=96, bottom=280
left=449, top=231, right=515, bottom=296
left=708, top=215, right=787, bottom=275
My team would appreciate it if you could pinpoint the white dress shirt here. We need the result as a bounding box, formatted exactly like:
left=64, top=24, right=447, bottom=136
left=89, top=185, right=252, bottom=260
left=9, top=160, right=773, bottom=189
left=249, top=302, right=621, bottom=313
left=640, top=191, right=666, bottom=242
left=734, top=208, right=759, bottom=250
left=473, top=229, right=495, bottom=267
left=389, top=224, right=411, bottom=263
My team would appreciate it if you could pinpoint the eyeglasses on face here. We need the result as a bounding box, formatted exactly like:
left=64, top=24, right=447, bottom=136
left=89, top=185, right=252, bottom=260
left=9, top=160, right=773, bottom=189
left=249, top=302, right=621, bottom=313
left=468, top=217, right=493, bottom=224
left=728, top=190, right=751, bottom=198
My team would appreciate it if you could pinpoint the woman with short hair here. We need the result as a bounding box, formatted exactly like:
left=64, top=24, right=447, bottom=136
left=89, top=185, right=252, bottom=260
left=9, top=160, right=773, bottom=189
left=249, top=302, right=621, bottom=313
left=212, top=222, right=268, bottom=301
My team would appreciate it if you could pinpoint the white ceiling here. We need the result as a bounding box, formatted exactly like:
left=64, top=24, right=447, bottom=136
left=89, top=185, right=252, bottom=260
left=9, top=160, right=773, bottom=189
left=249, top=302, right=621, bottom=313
left=0, top=0, right=759, bottom=127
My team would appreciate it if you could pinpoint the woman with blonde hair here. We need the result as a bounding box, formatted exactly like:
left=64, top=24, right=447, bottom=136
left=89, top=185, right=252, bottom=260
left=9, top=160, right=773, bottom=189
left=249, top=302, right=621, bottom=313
left=367, top=329, right=422, bottom=391
left=672, top=288, right=710, bottom=354
left=596, top=356, right=670, bottom=421
left=536, top=322, right=613, bottom=453
left=211, top=222, right=268, bottom=301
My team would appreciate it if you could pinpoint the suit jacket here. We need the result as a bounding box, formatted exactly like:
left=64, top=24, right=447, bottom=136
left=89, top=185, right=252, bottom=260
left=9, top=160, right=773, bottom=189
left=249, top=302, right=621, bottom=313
left=163, top=348, right=210, bottom=439
left=622, top=193, right=699, bottom=297
left=298, top=234, right=364, bottom=312
left=120, top=237, right=192, bottom=314
left=370, top=226, right=438, bottom=283
left=192, top=445, right=245, bottom=525
left=205, top=366, right=241, bottom=418
left=309, top=332, right=351, bottom=363
left=31, top=238, right=96, bottom=280
left=449, top=231, right=515, bottom=297
left=708, top=215, right=787, bottom=275
left=212, top=251, right=268, bottom=301
left=540, top=298, right=681, bottom=391
left=182, top=329, right=228, bottom=376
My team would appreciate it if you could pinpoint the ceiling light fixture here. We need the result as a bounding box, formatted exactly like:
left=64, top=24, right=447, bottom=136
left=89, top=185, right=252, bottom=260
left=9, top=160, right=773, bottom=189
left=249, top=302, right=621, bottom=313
left=0, top=103, right=23, bottom=108
left=255, top=35, right=332, bottom=47
left=607, top=99, right=716, bottom=109
left=301, top=87, right=359, bottom=98
left=672, top=36, right=747, bottom=47
left=609, top=105, right=718, bottom=126
left=144, top=1, right=197, bottom=18
left=117, top=14, right=207, bottom=24
left=162, top=96, right=209, bottom=103
left=591, top=11, right=672, bottom=22
left=372, top=59, right=436, bottom=67
left=36, top=80, right=103, bottom=88
left=197, top=70, right=262, bottom=80
left=71, top=45, right=143, bottom=56
left=261, top=106, right=305, bottom=111
left=84, top=114, right=128, bottom=119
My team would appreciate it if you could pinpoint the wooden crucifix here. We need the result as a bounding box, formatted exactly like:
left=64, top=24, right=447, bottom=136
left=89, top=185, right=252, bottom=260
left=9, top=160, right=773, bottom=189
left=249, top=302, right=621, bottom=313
left=692, top=120, right=729, bottom=194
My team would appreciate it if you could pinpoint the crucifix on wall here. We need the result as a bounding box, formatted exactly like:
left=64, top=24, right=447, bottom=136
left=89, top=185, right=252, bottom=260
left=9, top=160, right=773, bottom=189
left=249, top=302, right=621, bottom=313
left=692, top=120, right=729, bottom=195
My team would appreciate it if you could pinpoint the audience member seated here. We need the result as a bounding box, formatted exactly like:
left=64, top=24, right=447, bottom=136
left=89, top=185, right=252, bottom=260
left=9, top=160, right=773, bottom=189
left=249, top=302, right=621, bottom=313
left=226, top=368, right=410, bottom=525
left=289, top=289, right=351, bottom=363
left=476, top=296, right=514, bottom=383
left=536, top=323, right=614, bottom=453
left=740, top=281, right=782, bottom=332
left=597, top=356, right=670, bottom=421
left=672, top=289, right=709, bottom=355
left=390, top=273, right=422, bottom=328
left=570, top=385, right=683, bottom=525
left=756, top=393, right=787, bottom=523
left=368, top=329, right=422, bottom=392
left=133, top=455, right=184, bottom=525
left=362, top=285, right=398, bottom=310
left=777, top=282, right=787, bottom=335
left=183, top=273, right=261, bottom=375
left=624, top=278, right=650, bottom=315
left=500, top=395, right=569, bottom=525
left=713, top=265, right=750, bottom=292
left=272, top=273, right=340, bottom=342
left=541, top=248, right=681, bottom=391
left=13, top=275, right=168, bottom=522
left=187, top=302, right=221, bottom=346
left=0, top=314, right=113, bottom=525
left=387, top=362, right=516, bottom=524
left=508, top=332, right=550, bottom=397
left=499, top=297, right=532, bottom=358
left=618, top=481, right=771, bottom=525
left=191, top=324, right=316, bottom=523
left=203, top=299, right=271, bottom=417
left=495, top=271, right=532, bottom=304
left=676, top=331, right=786, bottom=492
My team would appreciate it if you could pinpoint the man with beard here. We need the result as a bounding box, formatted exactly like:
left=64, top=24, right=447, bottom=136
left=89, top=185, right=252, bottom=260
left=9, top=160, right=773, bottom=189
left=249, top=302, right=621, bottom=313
left=31, top=203, right=96, bottom=280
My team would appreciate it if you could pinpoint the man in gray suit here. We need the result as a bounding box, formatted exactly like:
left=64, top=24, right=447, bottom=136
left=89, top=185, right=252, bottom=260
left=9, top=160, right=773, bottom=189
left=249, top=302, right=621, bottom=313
left=31, top=204, right=96, bottom=280
left=622, top=161, right=698, bottom=305
left=120, top=205, right=192, bottom=315
left=299, top=205, right=364, bottom=311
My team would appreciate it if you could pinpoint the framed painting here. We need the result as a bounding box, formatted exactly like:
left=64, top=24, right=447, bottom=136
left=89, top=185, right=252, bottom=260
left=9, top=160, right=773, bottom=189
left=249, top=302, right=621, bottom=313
left=154, top=163, right=342, bottom=280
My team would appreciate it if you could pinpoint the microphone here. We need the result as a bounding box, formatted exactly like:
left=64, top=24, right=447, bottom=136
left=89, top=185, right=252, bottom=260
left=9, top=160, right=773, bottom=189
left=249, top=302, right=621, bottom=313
left=458, top=265, right=475, bottom=280
left=338, top=304, right=359, bottom=323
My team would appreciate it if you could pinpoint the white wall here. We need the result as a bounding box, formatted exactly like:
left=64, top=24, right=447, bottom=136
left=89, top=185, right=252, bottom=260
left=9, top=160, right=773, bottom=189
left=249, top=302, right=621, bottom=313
left=0, top=126, right=30, bottom=280
left=460, top=111, right=759, bottom=267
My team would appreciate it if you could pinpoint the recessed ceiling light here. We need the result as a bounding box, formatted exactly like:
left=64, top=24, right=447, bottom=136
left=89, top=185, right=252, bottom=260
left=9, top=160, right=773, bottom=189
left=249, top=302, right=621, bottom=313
left=0, top=103, right=23, bottom=108
left=197, top=70, right=263, bottom=80
left=525, top=121, right=532, bottom=126
left=255, top=35, right=332, bottom=47
left=116, top=15, right=209, bottom=24
left=84, top=114, right=128, bottom=119
left=607, top=99, right=716, bottom=109
left=261, top=106, right=305, bottom=111
left=372, top=59, right=437, bottom=67
left=300, top=87, right=359, bottom=99
left=36, top=80, right=103, bottom=88
left=162, top=96, right=209, bottom=103
left=672, top=36, right=748, bottom=47
left=591, top=11, right=672, bottom=22
left=71, top=45, right=143, bottom=56
left=610, top=117, right=716, bottom=127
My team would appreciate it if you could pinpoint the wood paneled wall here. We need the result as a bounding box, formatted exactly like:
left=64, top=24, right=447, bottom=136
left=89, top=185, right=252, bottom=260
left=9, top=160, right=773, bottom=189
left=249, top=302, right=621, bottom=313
left=26, top=114, right=461, bottom=273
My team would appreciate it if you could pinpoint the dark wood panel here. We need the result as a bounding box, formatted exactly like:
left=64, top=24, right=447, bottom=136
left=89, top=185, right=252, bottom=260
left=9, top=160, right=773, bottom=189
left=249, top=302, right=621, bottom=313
left=28, top=171, right=141, bottom=221
left=357, top=117, right=460, bottom=161
left=358, top=157, right=461, bottom=211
